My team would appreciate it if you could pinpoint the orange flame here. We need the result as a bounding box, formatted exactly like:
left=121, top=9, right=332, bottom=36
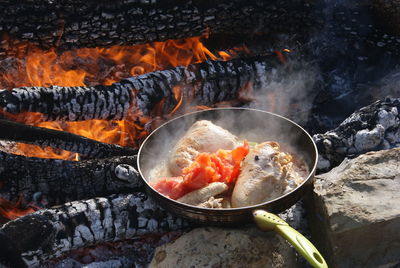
left=168, top=85, right=184, bottom=116
left=0, top=196, right=39, bottom=221
left=0, top=37, right=246, bottom=160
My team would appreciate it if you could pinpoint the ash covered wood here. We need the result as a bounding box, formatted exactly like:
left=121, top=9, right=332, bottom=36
left=313, top=98, right=400, bottom=172
left=0, top=54, right=282, bottom=120
left=0, top=152, right=142, bottom=206
left=0, top=192, right=189, bottom=267
left=0, top=83, right=132, bottom=121
left=0, top=119, right=136, bottom=159
left=0, top=0, right=315, bottom=54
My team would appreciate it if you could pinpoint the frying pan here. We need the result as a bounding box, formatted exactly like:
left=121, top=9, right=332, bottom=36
left=137, top=108, right=327, bottom=268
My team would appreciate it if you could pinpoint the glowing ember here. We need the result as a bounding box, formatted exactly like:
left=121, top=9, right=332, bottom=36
left=0, top=196, right=39, bottom=221
left=0, top=37, right=246, bottom=160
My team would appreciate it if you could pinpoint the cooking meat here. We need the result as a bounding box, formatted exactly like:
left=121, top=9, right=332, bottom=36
left=177, top=182, right=228, bottom=206
left=198, top=196, right=224, bottom=208
left=168, top=120, right=238, bottom=176
left=231, top=142, right=305, bottom=208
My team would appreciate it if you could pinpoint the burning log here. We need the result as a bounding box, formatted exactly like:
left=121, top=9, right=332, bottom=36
left=0, top=192, right=189, bottom=267
left=0, top=0, right=315, bottom=53
left=0, top=83, right=132, bottom=121
left=0, top=152, right=141, bottom=206
left=0, top=119, right=136, bottom=158
left=313, top=98, right=400, bottom=172
left=0, top=54, right=282, bottom=120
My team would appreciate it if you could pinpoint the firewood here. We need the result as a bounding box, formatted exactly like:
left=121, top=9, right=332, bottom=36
left=0, top=54, right=282, bottom=120
left=0, top=192, right=189, bottom=267
left=314, top=98, right=400, bottom=172
left=0, top=0, right=315, bottom=54
left=0, top=83, right=132, bottom=121
left=0, top=152, right=142, bottom=206
left=0, top=119, right=136, bottom=158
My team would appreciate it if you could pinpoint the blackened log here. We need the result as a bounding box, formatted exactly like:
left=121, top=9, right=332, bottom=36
left=0, top=152, right=142, bottom=206
left=133, top=53, right=283, bottom=115
left=0, top=231, right=27, bottom=268
left=0, top=119, right=136, bottom=158
left=313, top=98, right=400, bottom=172
left=0, top=54, right=282, bottom=120
left=0, top=193, right=189, bottom=267
left=369, top=0, right=400, bottom=35
left=0, top=0, right=316, bottom=54
left=0, top=83, right=132, bottom=121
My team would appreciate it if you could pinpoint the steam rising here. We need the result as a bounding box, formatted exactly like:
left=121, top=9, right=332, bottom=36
left=248, top=59, right=319, bottom=125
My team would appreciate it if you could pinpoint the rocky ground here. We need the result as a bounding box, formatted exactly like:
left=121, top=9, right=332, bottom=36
left=307, top=148, right=400, bottom=268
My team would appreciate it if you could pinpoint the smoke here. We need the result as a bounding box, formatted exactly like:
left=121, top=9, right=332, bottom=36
left=248, top=58, right=320, bottom=125
left=368, top=70, right=400, bottom=101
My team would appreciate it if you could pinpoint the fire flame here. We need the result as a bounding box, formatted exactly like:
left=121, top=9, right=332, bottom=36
left=0, top=196, right=39, bottom=222
left=0, top=36, right=248, bottom=221
left=0, top=37, right=247, bottom=160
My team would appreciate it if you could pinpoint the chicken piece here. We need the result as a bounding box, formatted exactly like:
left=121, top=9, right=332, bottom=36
left=198, top=196, right=224, bottom=208
left=177, top=182, right=228, bottom=206
left=231, top=142, right=305, bottom=208
left=168, top=120, right=238, bottom=175
left=221, top=197, right=232, bottom=208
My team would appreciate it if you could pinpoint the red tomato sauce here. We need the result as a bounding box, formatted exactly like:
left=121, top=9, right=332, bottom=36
left=151, top=141, right=249, bottom=200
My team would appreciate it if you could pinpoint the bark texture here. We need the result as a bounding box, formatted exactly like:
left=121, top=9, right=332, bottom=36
left=0, top=119, right=136, bottom=158
left=0, top=54, right=282, bottom=120
left=0, top=193, right=189, bottom=267
left=0, top=83, right=132, bottom=121
left=0, top=0, right=316, bottom=54
left=0, top=152, right=142, bottom=206
left=313, top=98, right=400, bottom=172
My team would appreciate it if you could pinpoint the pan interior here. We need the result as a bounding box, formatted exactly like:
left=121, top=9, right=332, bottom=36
left=138, top=108, right=317, bottom=206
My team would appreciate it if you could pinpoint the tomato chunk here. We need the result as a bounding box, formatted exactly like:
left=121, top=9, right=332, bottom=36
left=152, top=177, right=185, bottom=200
left=151, top=141, right=250, bottom=200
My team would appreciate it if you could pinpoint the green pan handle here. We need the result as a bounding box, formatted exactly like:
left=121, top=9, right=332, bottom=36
left=253, top=210, right=328, bottom=268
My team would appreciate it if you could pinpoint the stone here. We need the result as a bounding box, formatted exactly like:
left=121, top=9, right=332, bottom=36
left=307, top=148, right=400, bottom=267
left=149, top=226, right=298, bottom=268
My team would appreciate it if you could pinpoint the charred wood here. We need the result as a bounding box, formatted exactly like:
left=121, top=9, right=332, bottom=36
left=313, top=98, right=400, bottom=172
left=369, top=0, right=400, bottom=35
left=0, top=0, right=315, bottom=54
left=0, top=119, right=136, bottom=159
left=0, top=192, right=189, bottom=267
left=0, top=152, right=142, bottom=206
left=133, top=53, right=283, bottom=115
left=0, top=54, right=282, bottom=120
left=0, top=83, right=132, bottom=121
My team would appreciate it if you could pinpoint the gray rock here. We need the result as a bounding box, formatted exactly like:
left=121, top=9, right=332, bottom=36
left=307, top=148, right=400, bottom=267
left=149, top=226, right=298, bottom=268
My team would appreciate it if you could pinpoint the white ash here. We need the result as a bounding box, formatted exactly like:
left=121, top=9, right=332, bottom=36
left=0, top=193, right=188, bottom=267
left=313, top=98, right=400, bottom=172
left=1, top=85, right=132, bottom=121
left=354, top=124, right=385, bottom=152
left=114, top=164, right=139, bottom=183
left=0, top=140, right=17, bottom=154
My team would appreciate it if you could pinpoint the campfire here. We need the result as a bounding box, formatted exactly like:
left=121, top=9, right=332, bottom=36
left=0, top=0, right=399, bottom=267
